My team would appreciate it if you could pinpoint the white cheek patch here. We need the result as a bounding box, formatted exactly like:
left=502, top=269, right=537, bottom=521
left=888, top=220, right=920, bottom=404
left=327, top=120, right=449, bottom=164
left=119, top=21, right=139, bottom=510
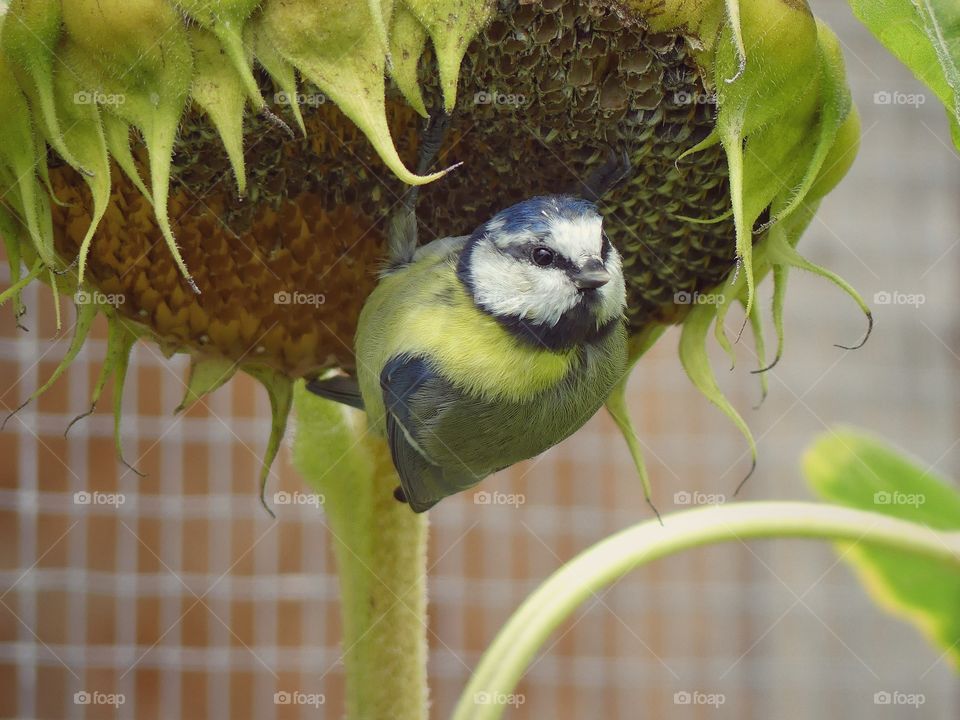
left=545, top=214, right=603, bottom=261
left=595, top=244, right=627, bottom=324
left=469, top=243, right=581, bottom=327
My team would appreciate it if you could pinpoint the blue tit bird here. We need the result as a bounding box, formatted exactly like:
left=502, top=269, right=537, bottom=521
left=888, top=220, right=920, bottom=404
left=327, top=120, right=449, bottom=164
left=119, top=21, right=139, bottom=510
left=312, top=192, right=629, bottom=512
left=306, top=115, right=630, bottom=512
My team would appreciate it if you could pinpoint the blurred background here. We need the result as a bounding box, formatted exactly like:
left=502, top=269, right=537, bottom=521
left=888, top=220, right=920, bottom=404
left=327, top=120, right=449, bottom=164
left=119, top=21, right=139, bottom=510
left=1, top=3, right=959, bottom=718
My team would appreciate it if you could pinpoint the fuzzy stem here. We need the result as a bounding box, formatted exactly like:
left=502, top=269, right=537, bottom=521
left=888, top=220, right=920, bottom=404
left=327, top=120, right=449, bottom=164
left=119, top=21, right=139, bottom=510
left=292, top=385, right=429, bottom=719
left=453, top=501, right=960, bottom=720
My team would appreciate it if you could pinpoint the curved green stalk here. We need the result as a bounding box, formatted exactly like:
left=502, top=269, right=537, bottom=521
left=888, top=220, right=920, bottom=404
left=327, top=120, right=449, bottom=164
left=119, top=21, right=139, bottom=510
left=292, top=382, right=429, bottom=720
left=453, top=501, right=960, bottom=720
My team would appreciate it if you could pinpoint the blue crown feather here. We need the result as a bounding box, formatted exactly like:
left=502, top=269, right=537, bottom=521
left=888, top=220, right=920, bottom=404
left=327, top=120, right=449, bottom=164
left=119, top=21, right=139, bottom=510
left=474, top=195, right=599, bottom=240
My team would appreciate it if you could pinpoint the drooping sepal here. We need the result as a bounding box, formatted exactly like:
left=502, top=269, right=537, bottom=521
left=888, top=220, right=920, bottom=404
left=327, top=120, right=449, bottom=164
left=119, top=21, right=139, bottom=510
left=678, top=301, right=758, bottom=489
left=1, top=0, right=81, bottom=170
left=101, top=113, right=152, bottom=203
left=2, top=299, right=98, bottom=430
left=390, top=4, right=430, bottom=117
left=713, top=0, right=818, bottom=321
left=188, top=27, right=250, bottom=196
left=50, top=45, right=112, bottom=285
left=62, top=314, right=143, bottom=476
left=0, top=56, right=55, bottom=270
left=176, top=0, right=266, bottom=110
left=245, top=365, right=294, bottom=515
left=604, top=325, right=668, bottom=519
left=175, top=356, right=238, bottom=415
left=262, top=0, right=452, bottom=186
left=62, top=0, right=198, bottom=292
left=403, top=0, right=495, bottom=112
left=249, top=19, right=307, bottom=135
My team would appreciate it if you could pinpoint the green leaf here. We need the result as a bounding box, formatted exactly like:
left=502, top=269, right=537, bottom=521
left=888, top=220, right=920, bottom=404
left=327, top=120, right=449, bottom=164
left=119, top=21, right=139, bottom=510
left=804, top=428, right=960, bottom=669
left=848, top=0, right=960, bottom=149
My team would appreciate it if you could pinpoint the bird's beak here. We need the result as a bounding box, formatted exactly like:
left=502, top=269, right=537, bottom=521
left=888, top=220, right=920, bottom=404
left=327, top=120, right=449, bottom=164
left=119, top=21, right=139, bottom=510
left=571, top=258, right=610, bottom=290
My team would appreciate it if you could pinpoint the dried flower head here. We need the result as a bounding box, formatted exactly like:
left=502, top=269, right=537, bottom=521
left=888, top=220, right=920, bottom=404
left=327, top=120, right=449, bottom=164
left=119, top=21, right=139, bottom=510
left=0, top=0, right=868, bottom=503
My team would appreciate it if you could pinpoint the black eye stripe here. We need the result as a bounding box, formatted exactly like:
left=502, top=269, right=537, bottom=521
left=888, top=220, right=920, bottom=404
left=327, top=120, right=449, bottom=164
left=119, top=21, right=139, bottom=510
left=601, top=232, right=612, bottom=261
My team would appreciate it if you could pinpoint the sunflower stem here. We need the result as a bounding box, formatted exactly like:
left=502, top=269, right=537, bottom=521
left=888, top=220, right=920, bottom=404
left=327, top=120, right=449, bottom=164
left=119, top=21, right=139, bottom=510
left=292, top=383, right=429, bottom=720
left=453, top=501, right=960, bottom=720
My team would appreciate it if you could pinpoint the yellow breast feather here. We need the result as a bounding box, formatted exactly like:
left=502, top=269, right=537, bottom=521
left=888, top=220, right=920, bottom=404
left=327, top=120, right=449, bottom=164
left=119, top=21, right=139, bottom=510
left=356, top=251, right=574, bottom=406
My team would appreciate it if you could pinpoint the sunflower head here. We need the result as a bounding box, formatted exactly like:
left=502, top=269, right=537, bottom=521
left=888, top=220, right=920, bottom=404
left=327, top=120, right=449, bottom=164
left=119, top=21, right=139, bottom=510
left=0, top=0, right=866, bottom=505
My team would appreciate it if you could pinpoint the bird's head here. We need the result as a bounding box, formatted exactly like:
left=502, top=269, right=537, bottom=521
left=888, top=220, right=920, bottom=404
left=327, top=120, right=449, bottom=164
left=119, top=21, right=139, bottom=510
left=456, top=195, right=627, bottom=350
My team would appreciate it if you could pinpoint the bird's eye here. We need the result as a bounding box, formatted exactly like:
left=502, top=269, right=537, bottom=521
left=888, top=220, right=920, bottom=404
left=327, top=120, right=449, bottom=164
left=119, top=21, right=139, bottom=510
left=531, top=247, right=555, bottom=267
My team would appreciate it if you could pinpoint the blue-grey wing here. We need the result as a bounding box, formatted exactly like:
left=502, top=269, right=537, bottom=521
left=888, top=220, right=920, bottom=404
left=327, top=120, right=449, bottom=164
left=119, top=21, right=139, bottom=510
left=306, top=375, right=364, bottom=410
left=381, top=356, right=483, bottom=512
left=380, top=340, right=624, bottom=512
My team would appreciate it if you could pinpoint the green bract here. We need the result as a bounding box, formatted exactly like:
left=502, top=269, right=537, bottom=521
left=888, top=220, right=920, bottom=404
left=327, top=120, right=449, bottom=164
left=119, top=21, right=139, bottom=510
left=609, top=1, right=869, bottom=503
left=0, top=0, right=472, bottom=495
